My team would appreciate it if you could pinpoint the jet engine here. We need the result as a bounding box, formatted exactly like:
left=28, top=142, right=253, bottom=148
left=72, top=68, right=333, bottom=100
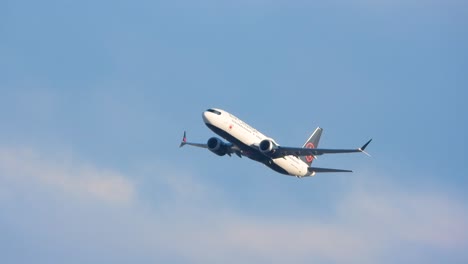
left=207, top=137, right=229, bottom=156
left=258, top=139, right=278, bottom=155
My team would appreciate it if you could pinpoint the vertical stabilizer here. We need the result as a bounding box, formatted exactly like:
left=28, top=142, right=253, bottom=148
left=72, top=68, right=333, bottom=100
left=300, top=127, right=322, bottom=166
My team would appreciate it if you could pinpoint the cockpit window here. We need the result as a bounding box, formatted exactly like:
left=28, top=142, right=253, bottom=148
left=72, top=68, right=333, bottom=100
left=207, top=109, right=222, bottom=115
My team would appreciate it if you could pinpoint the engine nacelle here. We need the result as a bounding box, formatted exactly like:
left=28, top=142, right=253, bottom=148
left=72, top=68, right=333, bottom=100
left=207, top=137, right=229, bottom=156
left=258, top=139, right=278, bottom=155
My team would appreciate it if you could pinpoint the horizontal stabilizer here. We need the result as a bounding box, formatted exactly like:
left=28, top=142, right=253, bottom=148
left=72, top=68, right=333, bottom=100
left=308, top=167, right=352, bottom=173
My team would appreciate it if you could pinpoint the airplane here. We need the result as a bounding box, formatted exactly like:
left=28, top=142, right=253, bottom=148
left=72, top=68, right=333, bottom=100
left=180, top=108, right=372, bottom=178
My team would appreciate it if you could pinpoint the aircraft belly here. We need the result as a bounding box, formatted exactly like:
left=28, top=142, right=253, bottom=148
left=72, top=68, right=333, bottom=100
left=272, top=157, right=307, bottom=176
left=227, top=125, right=306, bottom=176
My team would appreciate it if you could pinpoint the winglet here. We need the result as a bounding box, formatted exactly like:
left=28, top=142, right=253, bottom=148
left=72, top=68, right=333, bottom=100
left=358, top=139, right=372, bottom=156
left=179, top=131, right=187, bottom=148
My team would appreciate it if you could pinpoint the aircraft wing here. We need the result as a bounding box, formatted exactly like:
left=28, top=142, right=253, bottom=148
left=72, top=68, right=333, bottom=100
left=273, top=139, right=372, bottom=158
left=181, top=142, right=208, bottom=148
left=179, top=131, right=242, bottom=157
left=179, top=131, right=208, bottom=148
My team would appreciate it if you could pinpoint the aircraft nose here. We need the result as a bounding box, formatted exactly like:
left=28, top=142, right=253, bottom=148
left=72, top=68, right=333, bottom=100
left=202, top=111, right=211, bottom=124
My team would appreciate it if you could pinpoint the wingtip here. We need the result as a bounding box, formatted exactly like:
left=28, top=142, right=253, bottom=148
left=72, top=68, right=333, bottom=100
left=361, top=138, right=372, bottom=151
left=359, top=138, right=372, bottom=156
left=179, top=131, right=187, bottom=148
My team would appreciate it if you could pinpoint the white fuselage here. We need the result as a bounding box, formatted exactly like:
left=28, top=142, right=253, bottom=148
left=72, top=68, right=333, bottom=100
left=203, top=109, right=312, bottom=177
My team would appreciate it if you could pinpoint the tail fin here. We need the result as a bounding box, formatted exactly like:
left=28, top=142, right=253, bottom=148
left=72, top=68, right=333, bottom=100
left=300, top=127, right=322, bottom=166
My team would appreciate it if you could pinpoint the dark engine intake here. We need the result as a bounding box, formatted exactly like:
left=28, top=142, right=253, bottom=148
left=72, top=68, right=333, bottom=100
left=207, top=137, right=229, bottom=156
left=259, top=139, right=278, bottom=154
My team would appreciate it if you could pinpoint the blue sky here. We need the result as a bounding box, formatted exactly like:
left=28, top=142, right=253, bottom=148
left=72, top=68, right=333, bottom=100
left=1, top=0, right=468, bottom=263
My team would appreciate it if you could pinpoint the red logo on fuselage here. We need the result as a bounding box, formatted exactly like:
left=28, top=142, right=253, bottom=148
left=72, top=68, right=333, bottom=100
left=305, top=142, right=315, bottom=163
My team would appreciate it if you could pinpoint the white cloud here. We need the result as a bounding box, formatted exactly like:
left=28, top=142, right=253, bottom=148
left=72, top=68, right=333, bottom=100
left=0, top=146, right=467, bottom=264
left=338, top=188, right=468, bottom=250
left=124, top=166, right=468, bottom=264
left=0, top=147, right=135, bottom=205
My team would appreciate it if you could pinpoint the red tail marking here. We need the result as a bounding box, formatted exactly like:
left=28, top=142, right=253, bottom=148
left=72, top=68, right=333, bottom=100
left=305, top=142, right=315, bottom=163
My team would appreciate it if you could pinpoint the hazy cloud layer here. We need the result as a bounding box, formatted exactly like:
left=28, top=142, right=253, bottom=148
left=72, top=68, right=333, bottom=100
left=0, top=146, right=466, bottom=264
left=0, top=147, right=135, bottom=205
